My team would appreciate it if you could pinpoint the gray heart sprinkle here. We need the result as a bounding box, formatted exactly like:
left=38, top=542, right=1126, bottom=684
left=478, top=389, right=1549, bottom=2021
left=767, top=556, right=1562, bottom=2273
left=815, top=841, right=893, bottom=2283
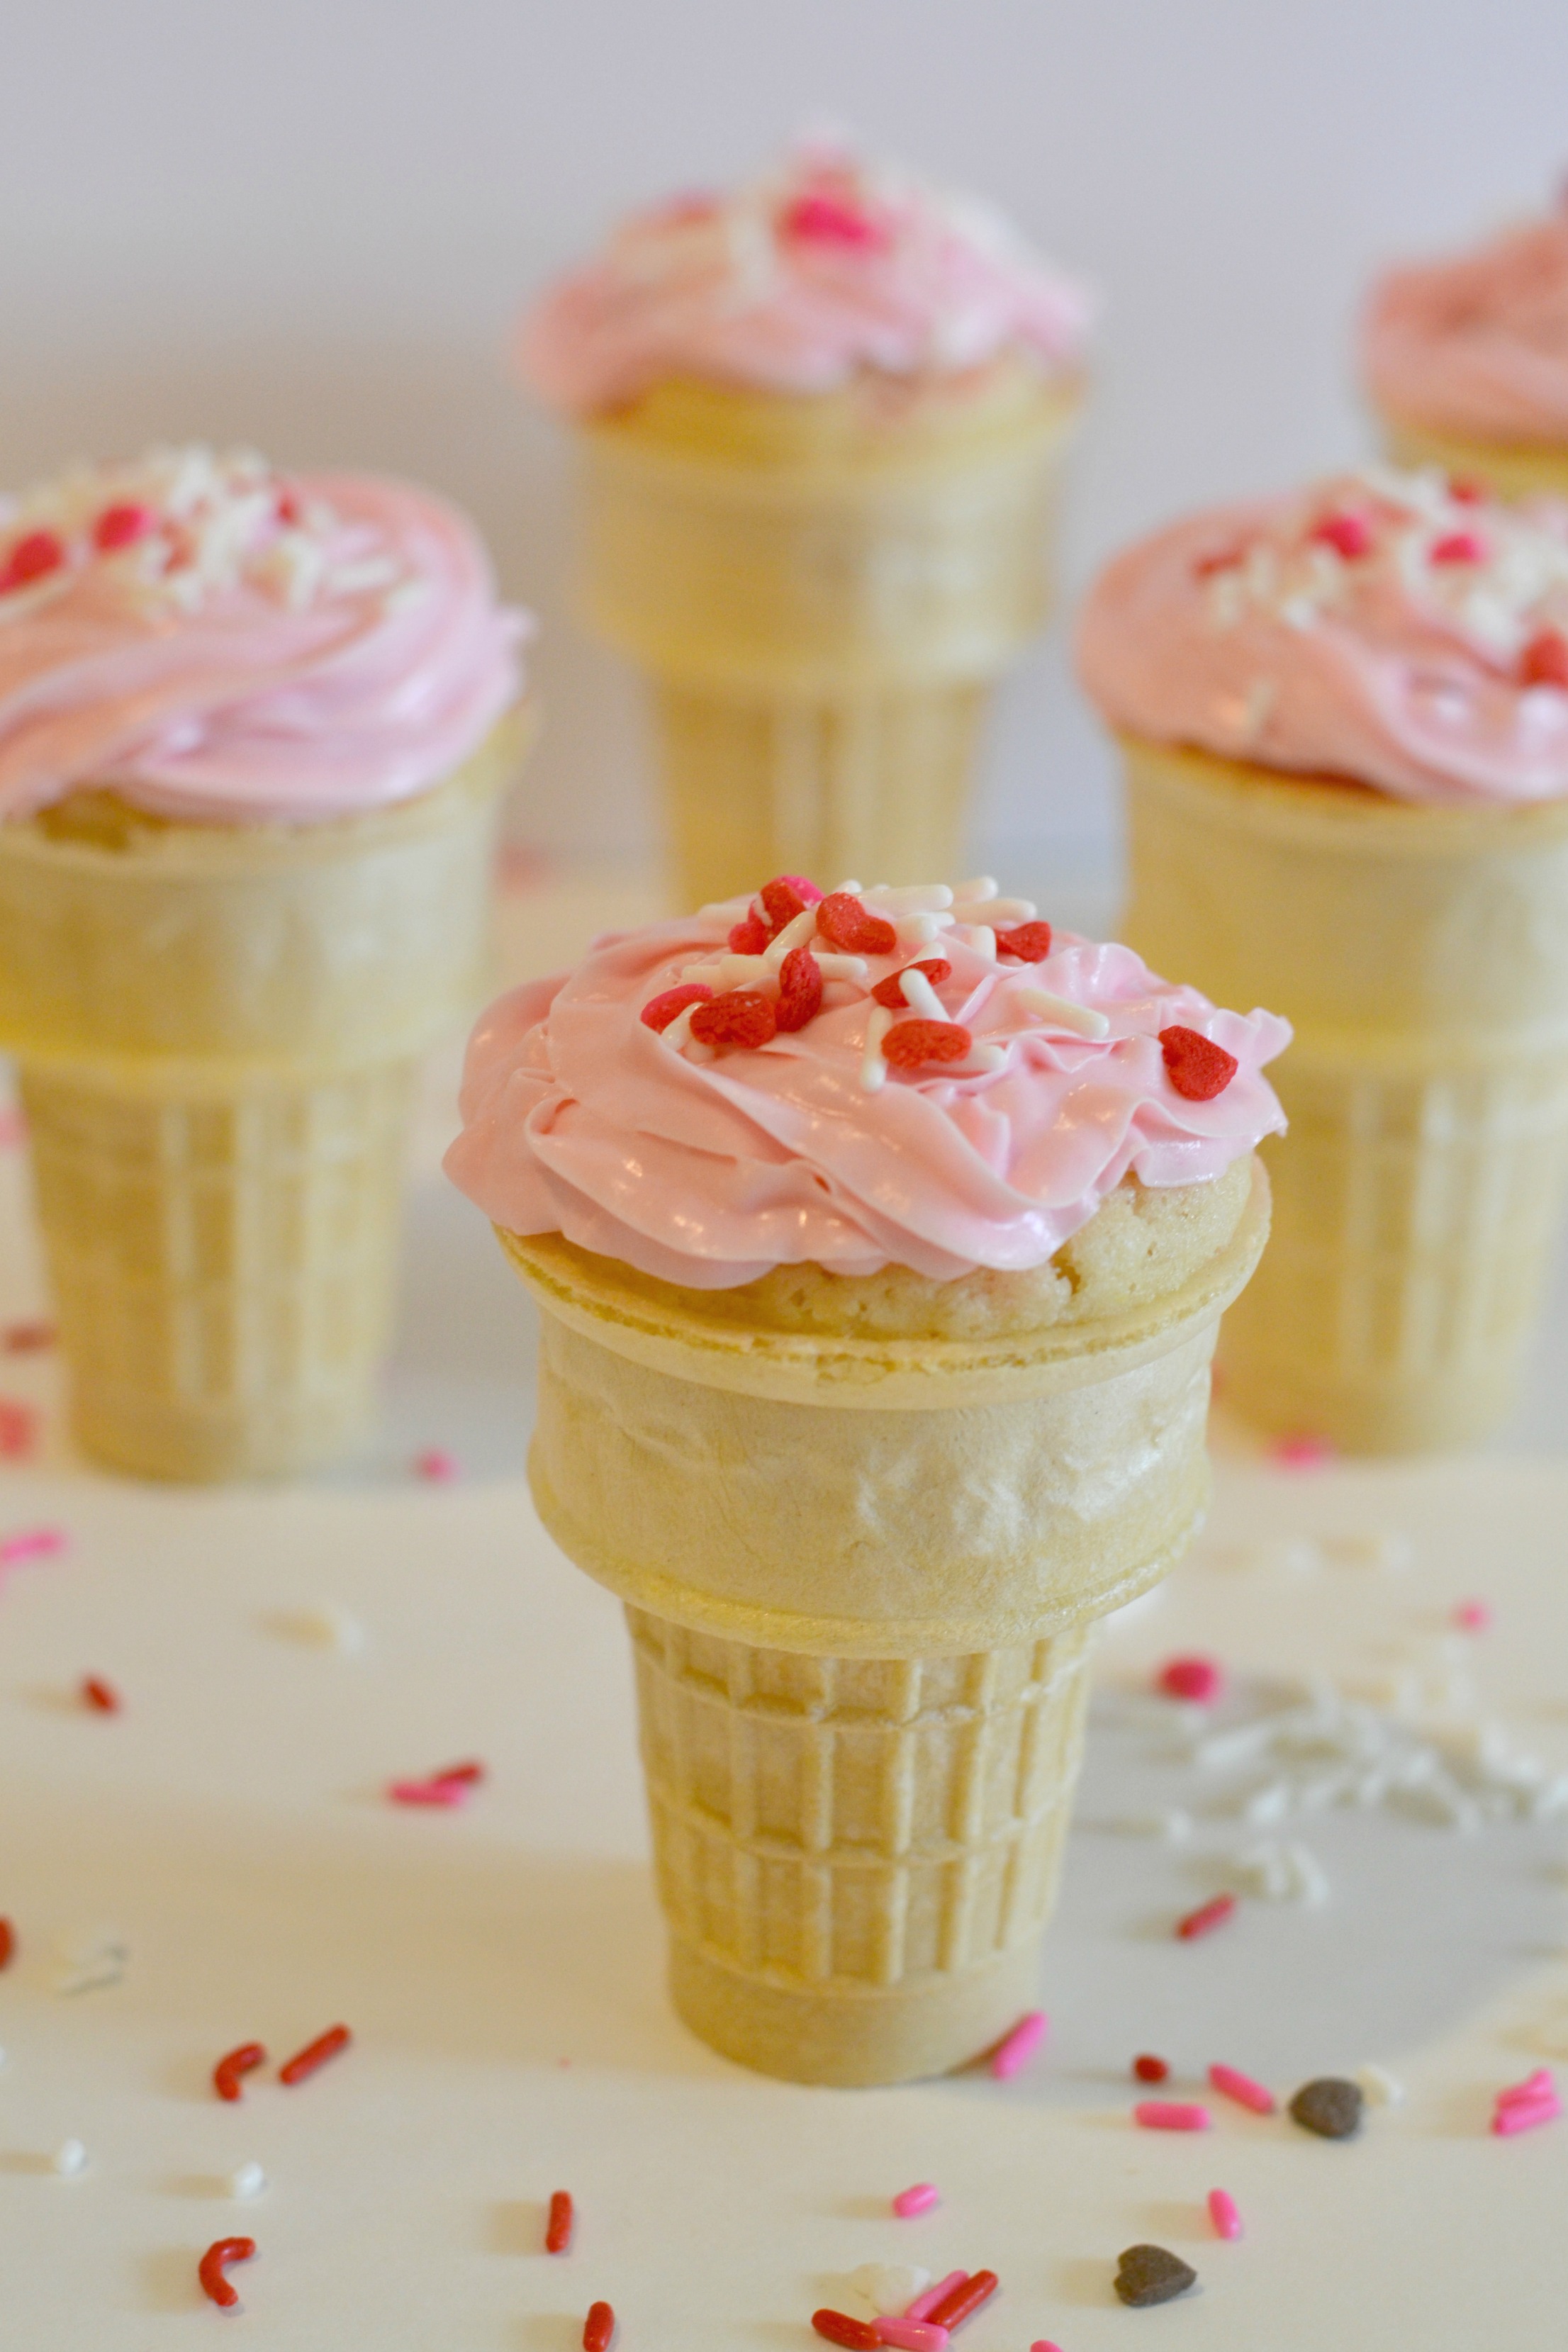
left=1114, top=2244, right=1199, bottom=2307
left=1289, top=2076, right=1365, bottom=2139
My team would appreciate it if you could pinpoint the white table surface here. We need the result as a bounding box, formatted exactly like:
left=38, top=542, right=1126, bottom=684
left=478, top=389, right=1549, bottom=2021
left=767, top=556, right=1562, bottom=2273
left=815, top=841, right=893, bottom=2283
left=1, top=863, right=1566, bottom=2349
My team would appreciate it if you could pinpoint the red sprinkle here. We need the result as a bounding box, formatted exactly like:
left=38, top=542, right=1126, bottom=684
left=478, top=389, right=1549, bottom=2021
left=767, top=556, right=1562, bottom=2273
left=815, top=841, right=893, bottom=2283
left=872, top=958, right=953, bottom=1009
left=1520, top=629, right=1568, bottom=689
left=278, top=2024, right=351, bottom=2085
left=1133, top=2052, right=1170, bottom=2084
left=926, top=2270, right=999, bottom=2329
left=760, top=874, right=822, bottom=931
left=1311, top=510, right=1373, bottom=559
left=817, top=891, right=897, bottom=956
left=546, top=2189, right=574, bottom=2253
left=812, top=2314, right=880, bottom=2348
left=727, top=911, right=771, bottom=953
left=82, top=1675, right=121, bottom=1713
left=92, top=501, right=157, bottom=551
left=1158, top=1654, right=1224, bottom=1705
left=1, top=1319, right=54, bottom=1353
left=1194, top=542, right=1248, bottom=578
left=1, top=530, right=66, bottom=590
left=198, top=2236, right=256, bottom=2311
left=689, top=989, right=777, bottom=1051
left=641, top=982, right=713, bottom=1033
left=1430, top=530, right=1486, bottom=565
left=1159, top=1025, right=1238, bottom=1102
left=432, top=1759, right=485, bottom=1786
left=1271, top=1431, right=1333, bottom=1469
left=213, top=2042, right=267, bottom=2103
left=782, top=191, right=887, bottom=249
left=1177, top=1893, right=1238, bottom=1942
left=995, top=921, right=1053, bottom=963
left=0, top=1917, right=13, bottom=1969
left=583, top=2302, right=617, bottom=2352
left=0, top=1399, right=38, bottom=1459
left=774, top=945, right=824, bottom=1032
left=1447, top=474, right=1487, bottom=504
left=883, top=1019, right=973, bottom=1070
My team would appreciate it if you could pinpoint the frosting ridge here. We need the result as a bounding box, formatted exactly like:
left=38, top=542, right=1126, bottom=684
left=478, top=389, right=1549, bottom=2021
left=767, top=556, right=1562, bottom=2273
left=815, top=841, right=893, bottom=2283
left=518, top=135, right=1092, bottom=415
left=1363, top=204, right=1568, bottom=445
left=445, top=879, right=1288, bottom=1287
left=0, top=446, right=528, bottom=824
left=1076, top=466, right=1568, bottom=807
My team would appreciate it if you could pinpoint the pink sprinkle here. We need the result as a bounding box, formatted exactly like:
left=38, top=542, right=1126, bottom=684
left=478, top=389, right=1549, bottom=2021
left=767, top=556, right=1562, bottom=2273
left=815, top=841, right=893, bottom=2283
left=781, top=191, right=887, bottom=248
left=1498, top=2068, right=1554, bottom=2109
left=1176, top=1893, right=1237, bottom=1941
left=1430, top=530, right=1486, bottom=565
left=0, top=1109, right=28, bottom=1149
left=1311, top=510, right=1373, bottom=559
left=388, top=1778, right=468, bottom=1808
left=415, top=1448, right=461, bottom=1483
left=1270, top=1432, right=1334, bottom=1469
left=1135, top=2101, right=1212, bottom=2132
left=1031, top=2343, right=1066, bottom=2352
left=1454, top=1599, right=1492, bottom=1632
left=990, top=2008, right=1048, bottom=2079
left=1208, top=2188, right=1243, bottom=2240
left=1158, top=1654, right=1224, bottom=1706
left=1493, top=2094, right=1559, bottom=2137
left=905, top=2273, right=965, bottom=2323
left=0, top=1525, right=67, bottom=1572
left=1208, top=2062, right=1276, bottom=2115
left=873, top=2322, right=949, bottom=2351
left=891, top=2183, right=939, bottom=2219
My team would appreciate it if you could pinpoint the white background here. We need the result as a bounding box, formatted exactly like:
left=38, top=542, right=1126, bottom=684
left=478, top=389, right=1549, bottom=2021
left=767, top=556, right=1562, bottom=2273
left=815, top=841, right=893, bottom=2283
left=2, top=0, right=1564, bottom=883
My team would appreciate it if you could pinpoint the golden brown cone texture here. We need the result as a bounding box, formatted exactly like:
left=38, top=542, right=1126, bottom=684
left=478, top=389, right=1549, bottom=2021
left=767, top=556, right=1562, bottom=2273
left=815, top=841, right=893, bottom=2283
left=503, top=1169, right=1268, bottom=2084
left=573, top=366, right=1080, bottom=905
left=0, top=720, right=522, bottom=1480
left=1122, top=737, right=1568, bottom=1454
left=1379, top=415, right=1568, bottom=501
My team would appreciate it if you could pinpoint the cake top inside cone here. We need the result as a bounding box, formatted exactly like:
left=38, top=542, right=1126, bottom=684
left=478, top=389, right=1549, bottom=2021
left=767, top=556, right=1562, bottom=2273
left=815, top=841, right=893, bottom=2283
left=1362, top=187, right=1568, bottom=446
left=1076, top=464, right=1568, bottom=807
left=444, top=875, right=1288, bottom=1289
left=0, top=446, right=528, bottom=825
left=517, top=129, right=1092, bottom=414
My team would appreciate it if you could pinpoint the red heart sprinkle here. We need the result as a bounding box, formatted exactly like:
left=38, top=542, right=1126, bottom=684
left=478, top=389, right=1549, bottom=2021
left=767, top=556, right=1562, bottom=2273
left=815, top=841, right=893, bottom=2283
left=1159, top=1025, right=1238, bottom=1101
left=640, top=982, right=712, bottom=1033
left=780, top=191, right=887, bottom=249
left=1520, top=629, right=1568, bottom=689
left=1, top=530, right=65, bottom=590
left=871, top=958, right=953, bottom=1009
left=759, top=875, right=822, bottom=932
left=1430, top=530, right=1486, bottom=565
left=689, top=990, right=777, bottom=1051
left=882, top=1019, right=973, bottom=1070
left=727, top=912, right=770, bottom=953
left=1447, top=474, right=1487, bottom=504
left=93, top=502, right=157, bottom=551
left=995, top=921, right=1053, bottom=963
left=1310, top=511, right=1372, bottom=559
left=817, top=892, right=897, bottom=955
left=774, top=946, right=823, bottom=1032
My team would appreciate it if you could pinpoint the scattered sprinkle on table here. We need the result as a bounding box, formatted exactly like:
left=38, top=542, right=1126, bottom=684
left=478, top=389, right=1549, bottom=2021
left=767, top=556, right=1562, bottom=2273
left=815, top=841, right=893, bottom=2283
left=1289, top=2078, right=1364, bottom=2139
left=1356, top=2062, right=1406, bottom=2107
left=925, top=2270, right=998, bottom=2329
left=582, top=2301, right=616, bottom=2351
left=0, top=1525, right=67, bottom=1573
left=813, top=2315, right=879, bottom=2348
left=1133, top=2052, right=1169, bottom=2083
left=52, top=2139, right=87, bottom=2177
left=906, top=2273, right=965, bottom=2322
left=851, top=2264, right=930, bottom=2317
left=228, top=2163, right=266, bottom=2201
left=278, top=2023, right=351, bottom=2085
left=1454, top=1598, right=1493, bottom=1632
left=1208, top=2061, right=1276, bottom=2115
left=414, top=1447, right=461, bottom=1482
left=1116, top=2246, right=1197, bottom=2307
left=546, top=2190, right=574, bottom=2252
left=0, top=1398, right=37, bottom=1458
left=213, top=2042, right=266, bottom=2102
left=1492, top=2068, right=1559, bottom=2135
left=872, top=2319, right=948, bottom=2350
left=0, top=1917, right=13, bottom=1969
left=990, top=2008, right=1048, bottom=2078
left=1, top=1318, right=54, bottom=1351
left=1208, top=2188, right=1243, bottom=2239
left=198, top=2236, right=256, bottom=2310
left=1136, top=2100, right=1211, bottom=2132
left=1177, top=1893, right=1237, bottom=1940
left=1270, top=1433, right=1333, bottom=1469
left=81, top=1674, right=120, bottom=1713
left=1158, top=1654, right=1225, bottom=1705
left=891, top=2182, right=939, bottom=2218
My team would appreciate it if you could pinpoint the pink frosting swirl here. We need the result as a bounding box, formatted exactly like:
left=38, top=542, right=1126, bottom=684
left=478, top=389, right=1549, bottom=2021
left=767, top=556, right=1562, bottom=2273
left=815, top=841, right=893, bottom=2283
left=517, top=137, right=1092, bottom=415
left=444, top=883, right=1288, bottom=1287
left=0, top=446, right=528, bottom=824
left=1363, top=204, right=1568, bottom=445
left=1076, top=467, right=1568, bottom=807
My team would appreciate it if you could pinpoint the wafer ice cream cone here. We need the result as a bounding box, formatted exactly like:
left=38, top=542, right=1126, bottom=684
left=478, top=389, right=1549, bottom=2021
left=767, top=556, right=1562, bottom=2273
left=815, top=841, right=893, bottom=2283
left=518, top=137, right=1091, bottom=905
left=1078, top=469, right=1568, bottom=1453
left=0, top=447, right=527, bottom=1479
left=446, top=872, right=1287, bottom=2082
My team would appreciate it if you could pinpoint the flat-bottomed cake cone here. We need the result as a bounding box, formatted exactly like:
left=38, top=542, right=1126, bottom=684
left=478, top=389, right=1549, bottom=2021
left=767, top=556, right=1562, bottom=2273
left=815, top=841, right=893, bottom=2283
left=576, top=369, right=1077, bottom=902
left=502, top=1173, right=1268, bottom=2085
left=0, top=732, right=517, bottom=1480
left=1379, top=418, right=1568, bottom=503
left=1122, top=739, right=1568, bottom=1452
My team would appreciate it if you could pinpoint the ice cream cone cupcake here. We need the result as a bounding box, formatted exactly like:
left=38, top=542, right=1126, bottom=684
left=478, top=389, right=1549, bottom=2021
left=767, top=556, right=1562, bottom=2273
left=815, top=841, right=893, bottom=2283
left=1078, top=466, right=1568, bottom=1455
left=0, top=446, right=528, bottom=1481
left=447, top=873, right=1285, bottom=2083
left=1362, top=191, right=1568, bottom=498
left=517, top=135, right=1092, bottom=907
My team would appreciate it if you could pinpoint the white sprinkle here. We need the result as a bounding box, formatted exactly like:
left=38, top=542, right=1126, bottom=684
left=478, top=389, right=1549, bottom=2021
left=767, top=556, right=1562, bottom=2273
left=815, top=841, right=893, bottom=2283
left=953, top=1043, right=1007, bottom=1075
left=764, top=909, right=817, bottom=963
left=661, top=1005, right=701, bottom=1053
left=52, top=2139, right=87, bottom=2177
left=952, top=877, right=998, bottom=903
left=813, top=954, right=868, bottom=982
left=965, top=924, right=998, bottom=963
left=297, top=1601, right=365, bottom=1655
left=1241, top=1780, right=1293, bottom=1825
left=894, top=913, right=946, bottom=950
left=860, top=1007, right=893, bottom=1093
left=1357, top=2063, right=1406, bottom=2107
left=1011, top=987, right=1111, bottom=1041
left=833, top=879, right=863, bottom=895
left=850, top=2263, right=931, bottom=2318
left=899, top=968, right=947, bottom=1021
left=953, top=895, right=1035, bottom=924
left=862, top=885, right=953, bottom=914
left=1094, top=1808, right=1192, bottom=1844
left=228, top=2161, right=267, bottom=2200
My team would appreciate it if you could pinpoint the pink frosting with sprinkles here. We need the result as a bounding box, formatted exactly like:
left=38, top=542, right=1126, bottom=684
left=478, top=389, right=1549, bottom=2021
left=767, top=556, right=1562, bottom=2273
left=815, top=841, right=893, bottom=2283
left=1363, top=203, right=1568, bottom=445
left=445, top=882, right=1287, bottom=1287
left=517, top=137, right=1092, bottom=415
left=1076, top=466, right=1568, bottom=807
left=0, top=446, right=528, bottom=824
